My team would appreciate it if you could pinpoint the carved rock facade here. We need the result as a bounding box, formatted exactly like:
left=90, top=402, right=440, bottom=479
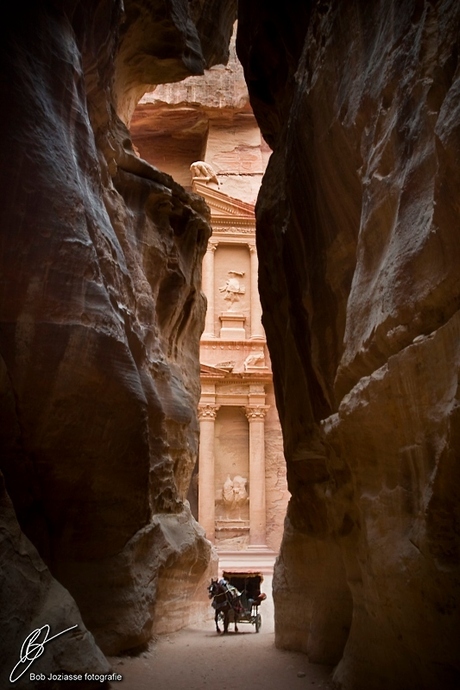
left=131, top=52, right=288, bottom=558
left=237, top=2, right=460, bottom=689
left=0, top=0, right=235, bottom=664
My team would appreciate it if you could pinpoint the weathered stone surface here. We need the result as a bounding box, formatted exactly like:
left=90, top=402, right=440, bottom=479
left=264, top=386, right=289, bottom=551
left=325, top=311, right=460, bottom=690
left=0, top=0, right=234, bottom=659
left=114, top=0, right=237, bottom=124
left=151, top=514, right=219, bottom=635
left=3, top=0, right=459, bottom=685
left=131, top=28, right=270, bottom=201
left=238, top=2, right=460, bottom=689
left=0, top=472, right=110, bottom=690
left=273, top=515, right=352, bottom=664
left=57, top=505, right=217, bottom=652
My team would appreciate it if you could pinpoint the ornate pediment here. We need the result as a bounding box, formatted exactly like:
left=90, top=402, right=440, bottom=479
left=192, top=181, right=255, bottom=219
left=200, top=363, right=235, bottom=377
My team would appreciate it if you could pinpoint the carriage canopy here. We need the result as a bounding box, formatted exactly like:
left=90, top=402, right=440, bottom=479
left=221, top=571, right=263, bottom=601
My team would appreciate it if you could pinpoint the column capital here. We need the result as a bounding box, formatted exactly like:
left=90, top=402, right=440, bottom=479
left=244, top=405, right=269, bottom=421
left=208, top=242, right=218, bottom=252
left=248, top=243, right=256, bottom=253
left=198, top=404, right=219, bottom=420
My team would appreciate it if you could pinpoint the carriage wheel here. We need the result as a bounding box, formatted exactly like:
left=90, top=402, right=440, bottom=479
left=255, top=613, right=261, bottom=633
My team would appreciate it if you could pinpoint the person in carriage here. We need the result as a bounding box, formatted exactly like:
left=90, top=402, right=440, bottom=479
left=208, top=574, right=265, bottom=633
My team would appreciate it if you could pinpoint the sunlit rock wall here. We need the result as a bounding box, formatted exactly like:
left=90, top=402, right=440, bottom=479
left=237, top=2, right=460, bottom=689
left=0, top=0, right=235, bottom=661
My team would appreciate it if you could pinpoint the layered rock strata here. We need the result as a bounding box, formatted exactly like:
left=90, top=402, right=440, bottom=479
left=237, top=2, right=460, bottom=689
left=0, top=0, right=235, bottom=664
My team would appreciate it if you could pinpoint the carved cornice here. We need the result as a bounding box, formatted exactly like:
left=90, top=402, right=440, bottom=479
left=199, top=367, right=272, bottom=384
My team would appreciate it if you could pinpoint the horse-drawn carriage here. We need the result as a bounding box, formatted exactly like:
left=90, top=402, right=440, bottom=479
left=208, top=571, right=266, bottom=634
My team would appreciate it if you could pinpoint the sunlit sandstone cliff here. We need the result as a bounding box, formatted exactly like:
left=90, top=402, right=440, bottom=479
left=237, top=2, right=460, bottom=689
left=0, top=0, right=235, bottom=680
left=1, top=2, right=459, bottom=688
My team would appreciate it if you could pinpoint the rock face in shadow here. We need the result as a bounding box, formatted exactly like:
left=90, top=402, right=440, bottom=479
left=0, top=0, right=234, bottom=661
left=0, top=472, right=110, bottom=689
left=237, top=2, right=460, bottom=689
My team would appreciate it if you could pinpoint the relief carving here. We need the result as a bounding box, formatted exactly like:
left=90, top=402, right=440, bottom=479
left=219, top=271, right=245, bottom=311
left=215, top=226, right=254, bottom=234
left=217, top=385, right=247, bottom=395
left=222, top=474, right=248, bottom=517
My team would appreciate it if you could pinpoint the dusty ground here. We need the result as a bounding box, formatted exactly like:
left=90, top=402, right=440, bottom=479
left=108, top=577, right=333, bottom=690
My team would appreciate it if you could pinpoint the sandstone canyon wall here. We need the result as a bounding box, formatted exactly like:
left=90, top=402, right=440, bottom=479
left=237, top=2, right=460, bottom=689
left=0, top=0, right=235, bottom=680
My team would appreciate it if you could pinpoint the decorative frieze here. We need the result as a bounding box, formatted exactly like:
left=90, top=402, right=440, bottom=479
left=214, top=226, right=254, bottom=234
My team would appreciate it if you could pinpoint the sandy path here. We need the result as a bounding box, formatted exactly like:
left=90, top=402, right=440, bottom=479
left=109, top=577, right=333, bottom=690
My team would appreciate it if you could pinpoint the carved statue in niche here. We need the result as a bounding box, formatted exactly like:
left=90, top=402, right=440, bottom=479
left=222, top=474, right=248, bottom=518
left=190, top=160, right=219, bottom=186
left=219, top=271, right=245, bottom=311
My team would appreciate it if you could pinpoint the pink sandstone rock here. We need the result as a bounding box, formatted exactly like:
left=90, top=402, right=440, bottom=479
left=2, top=2, right=459, bottom=688
left=130, top=28, right=269, bottom=202
left=237, top=2, right=460, bottom=689
left=0, top=0, right=234, bottom=661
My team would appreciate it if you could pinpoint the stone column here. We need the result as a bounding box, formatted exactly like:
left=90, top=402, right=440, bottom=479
left=245, top=406, right=268, bottom=545
left=198, top=404, right=218, bottom=541
left=249, top=244, right=264, bottom=339
left=202, top=243, right=217, bottom=337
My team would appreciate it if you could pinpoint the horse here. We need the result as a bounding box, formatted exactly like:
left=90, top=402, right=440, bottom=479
left=208, top=579, right=242, bottom=633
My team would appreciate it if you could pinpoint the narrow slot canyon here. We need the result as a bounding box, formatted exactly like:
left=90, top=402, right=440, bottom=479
left=1, top=3, right=459, bottom=690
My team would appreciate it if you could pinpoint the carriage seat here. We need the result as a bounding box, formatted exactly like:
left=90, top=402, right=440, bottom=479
left=239, top=591, right=250, bottom=612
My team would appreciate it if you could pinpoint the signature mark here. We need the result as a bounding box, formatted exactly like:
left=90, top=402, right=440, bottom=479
left=9, top=624, right=78, bottom=683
